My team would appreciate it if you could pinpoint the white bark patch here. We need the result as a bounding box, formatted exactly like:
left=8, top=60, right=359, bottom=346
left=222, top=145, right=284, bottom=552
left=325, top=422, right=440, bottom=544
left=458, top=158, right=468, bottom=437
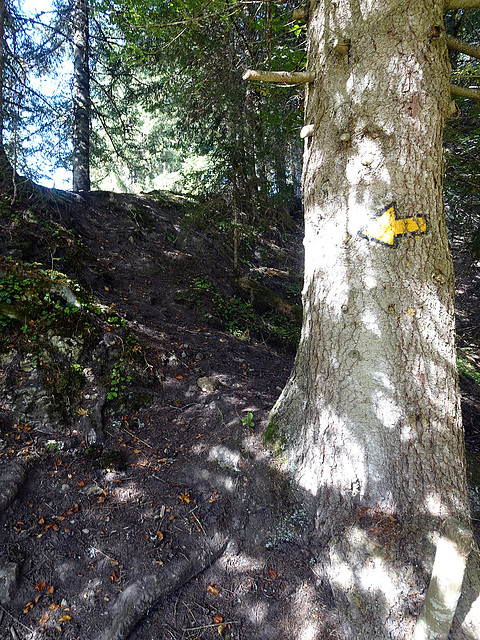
left=414, top=519, right=472, bottom=640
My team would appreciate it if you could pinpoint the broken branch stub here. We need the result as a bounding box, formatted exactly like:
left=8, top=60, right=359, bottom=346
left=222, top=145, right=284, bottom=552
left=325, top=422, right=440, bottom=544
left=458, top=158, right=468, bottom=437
left=292, top=7, right=308, bottom=20
left=242, top=70, right=315, bottom=84
left=450, top=84, right=480, bottom=101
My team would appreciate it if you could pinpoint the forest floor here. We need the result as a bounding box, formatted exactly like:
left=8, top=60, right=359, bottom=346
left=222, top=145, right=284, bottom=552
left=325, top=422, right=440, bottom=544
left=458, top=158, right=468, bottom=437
left=0, top=185, right=480, bottom=640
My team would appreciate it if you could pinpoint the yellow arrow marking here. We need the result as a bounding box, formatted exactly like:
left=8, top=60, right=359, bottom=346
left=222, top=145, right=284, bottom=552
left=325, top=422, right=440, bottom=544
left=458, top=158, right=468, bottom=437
left=359, top=202, right=427, bottom=246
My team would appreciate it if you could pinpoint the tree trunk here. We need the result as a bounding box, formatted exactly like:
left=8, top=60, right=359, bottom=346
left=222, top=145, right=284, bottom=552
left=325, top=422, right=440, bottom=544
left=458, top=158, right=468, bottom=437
left=72, top=0, right=90, bottom=192
left=0, top=0, right=9, bottom=175
left=268, top=0, right=474, bottom=637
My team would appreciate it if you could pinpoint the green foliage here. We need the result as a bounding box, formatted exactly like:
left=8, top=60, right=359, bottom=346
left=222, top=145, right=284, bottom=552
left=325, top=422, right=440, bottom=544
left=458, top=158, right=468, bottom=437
left=107, top=360, right=133, bottom=401
left=444, top=9, right=480, bottom=255
left=458, top=349, right=480, bottom=386
left=241, top=411, right=255, bottom=429
left=187, top=276, right=300, bottom=349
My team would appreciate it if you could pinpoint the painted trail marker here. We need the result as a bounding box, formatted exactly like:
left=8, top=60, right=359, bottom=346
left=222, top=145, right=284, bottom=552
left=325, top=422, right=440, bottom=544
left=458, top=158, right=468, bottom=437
left=359, top=202, right=427, bottom=247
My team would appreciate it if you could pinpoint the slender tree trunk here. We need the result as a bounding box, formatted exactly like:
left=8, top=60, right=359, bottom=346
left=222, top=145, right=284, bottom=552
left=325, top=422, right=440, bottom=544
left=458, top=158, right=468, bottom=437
left=268, top=0, right=475, bottom=637
left=72, top=0, right=90, bottom=192
left=0, top=0, right=9, bottom=174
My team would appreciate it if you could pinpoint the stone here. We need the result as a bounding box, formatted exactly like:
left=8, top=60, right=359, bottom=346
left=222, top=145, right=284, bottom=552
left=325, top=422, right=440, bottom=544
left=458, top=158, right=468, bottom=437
left=197, top=376, right=220, bottom=393
left=0, top=562, right=19, bottom=605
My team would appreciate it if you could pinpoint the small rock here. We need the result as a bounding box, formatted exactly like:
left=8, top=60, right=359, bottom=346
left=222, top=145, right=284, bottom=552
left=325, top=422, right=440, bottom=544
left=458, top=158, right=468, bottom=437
left=61, top=484, right=70, bottom=492
left=197, top=376, right=220, bottom=393
left=0, top=562, right=19, bottom=605
left=195, top=353, right=203, bottom=361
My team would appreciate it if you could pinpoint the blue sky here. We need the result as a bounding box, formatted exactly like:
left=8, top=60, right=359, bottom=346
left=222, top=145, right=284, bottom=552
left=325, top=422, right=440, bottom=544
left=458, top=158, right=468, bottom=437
left=21, top=0, right=72, bottom=189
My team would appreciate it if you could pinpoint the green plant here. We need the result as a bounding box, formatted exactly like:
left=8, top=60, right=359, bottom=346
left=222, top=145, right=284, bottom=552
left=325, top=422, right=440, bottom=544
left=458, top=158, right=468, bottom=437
left=107, top=360, right=133, bottom=400
left=241, top=412, right=255, bottom=429
left=458, top=350, right=480, bottom=386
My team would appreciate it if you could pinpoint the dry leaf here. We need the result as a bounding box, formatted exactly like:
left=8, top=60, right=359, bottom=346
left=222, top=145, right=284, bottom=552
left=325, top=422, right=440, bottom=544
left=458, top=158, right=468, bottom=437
left=23, top=601, right=34, bottom=613
left=76, top=480, right=85, bottom=487
left=38, top=517, right=45, bottom=525
left=46, top=586, right=54, bottom=595
left=59, top=614, right=71, bottom=623
left=157, top=531, right=164, bottom=542
left=49, top=603, right=59, bottom=611
left=268, top=569, right=277, bottom=579
left=213, top=615, right=223, bottom=624
left=39, top=612, right=50, bottom=625
left=217, top=625, right=225, bottom=635
left=179, top=492, right=191, bottom=504
left=35, top=581, right=46, bottom=592
left=34, top=595, right=42, bottom=604
left=110, top=571, right=118, bottom=583
left=207, top=585, right=219, bottom=595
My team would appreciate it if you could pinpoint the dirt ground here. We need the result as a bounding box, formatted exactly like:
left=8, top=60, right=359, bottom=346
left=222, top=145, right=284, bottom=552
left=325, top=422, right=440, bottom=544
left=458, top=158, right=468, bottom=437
left=0, top=188, right=479, bottom=640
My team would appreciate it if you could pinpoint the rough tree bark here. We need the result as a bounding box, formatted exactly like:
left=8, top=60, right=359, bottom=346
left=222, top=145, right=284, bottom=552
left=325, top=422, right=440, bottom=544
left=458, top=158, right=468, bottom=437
left=72, top=0, right=90, bottom=192
left=268, top=0, right=477, bottom=637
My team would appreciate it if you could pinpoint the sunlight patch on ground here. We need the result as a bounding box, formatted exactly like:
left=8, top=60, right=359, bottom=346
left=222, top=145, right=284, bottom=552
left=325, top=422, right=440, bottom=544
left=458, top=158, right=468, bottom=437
left=219, top=551, right=265, bottom=574
left=112, top=483, right=143, bottom=503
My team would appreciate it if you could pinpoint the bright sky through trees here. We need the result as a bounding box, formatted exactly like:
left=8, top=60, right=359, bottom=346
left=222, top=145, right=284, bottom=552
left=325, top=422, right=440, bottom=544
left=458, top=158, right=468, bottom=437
left=21, top=0, right=72, bottom=189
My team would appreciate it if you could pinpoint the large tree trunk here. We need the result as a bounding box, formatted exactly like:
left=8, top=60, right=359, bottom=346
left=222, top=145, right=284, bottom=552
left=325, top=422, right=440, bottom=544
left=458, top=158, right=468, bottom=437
left=268, top=0, right=475, bottom=637
left=72, top=0, right=90, bottom=192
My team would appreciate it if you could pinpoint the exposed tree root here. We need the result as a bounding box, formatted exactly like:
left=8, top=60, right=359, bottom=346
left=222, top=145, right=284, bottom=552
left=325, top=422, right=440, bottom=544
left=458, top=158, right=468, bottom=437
left=0, top=463, right=27, bottom=515
left=99, top=534, right=229, bottom=640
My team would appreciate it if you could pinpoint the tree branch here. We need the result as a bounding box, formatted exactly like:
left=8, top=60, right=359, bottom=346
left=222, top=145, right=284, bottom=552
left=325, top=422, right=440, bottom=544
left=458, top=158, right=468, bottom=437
left=450, top=84, right=480, bottom=100
left=445, top=0, right=480, bottom=8
left=242, top=69, right=314, bottom=83
left=446, top=34, right=480, bottom=60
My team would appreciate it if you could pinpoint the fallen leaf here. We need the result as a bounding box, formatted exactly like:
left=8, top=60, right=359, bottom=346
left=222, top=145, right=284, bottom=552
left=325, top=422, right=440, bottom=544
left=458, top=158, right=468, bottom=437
left=176, top=375, right=183, bottom=380
left=217, top=625, right=224, bottom=635
left=213, top=615, right=223, bottom=624
left=34, top=595, right=42, bottom=604
left=39, top=612, right=50, bottom=625
left=59, top=614, right=71, bottom=623
left=76, top=480, right=85, bottom=487
left=179, top=492, right=191, bottom=504
left=38, top=517, right=45, bottom=525
left=52, top=523, right=60, bottom=531
left=49, top=603, right=59, bottom=611
left=46, top=586, right=54, bottom=595
left=110, top=571, right=118, bottom=583
left=23, top=601, right=34, bottom=613
left=157, top=531, right=164, bottom=542
left=207, top=585, right=219, bottom=595
left=35, top=581, right=46, bottom=592
left=268, top=569, right=277, bottom=579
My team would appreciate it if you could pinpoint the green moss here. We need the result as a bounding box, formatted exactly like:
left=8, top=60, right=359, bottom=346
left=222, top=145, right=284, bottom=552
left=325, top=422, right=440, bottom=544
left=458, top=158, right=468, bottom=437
left=458, top=349, right=480, bottom=386
left=264, top=415, right=287, bottom=455
left=264, top=415, right=279, bottom=444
